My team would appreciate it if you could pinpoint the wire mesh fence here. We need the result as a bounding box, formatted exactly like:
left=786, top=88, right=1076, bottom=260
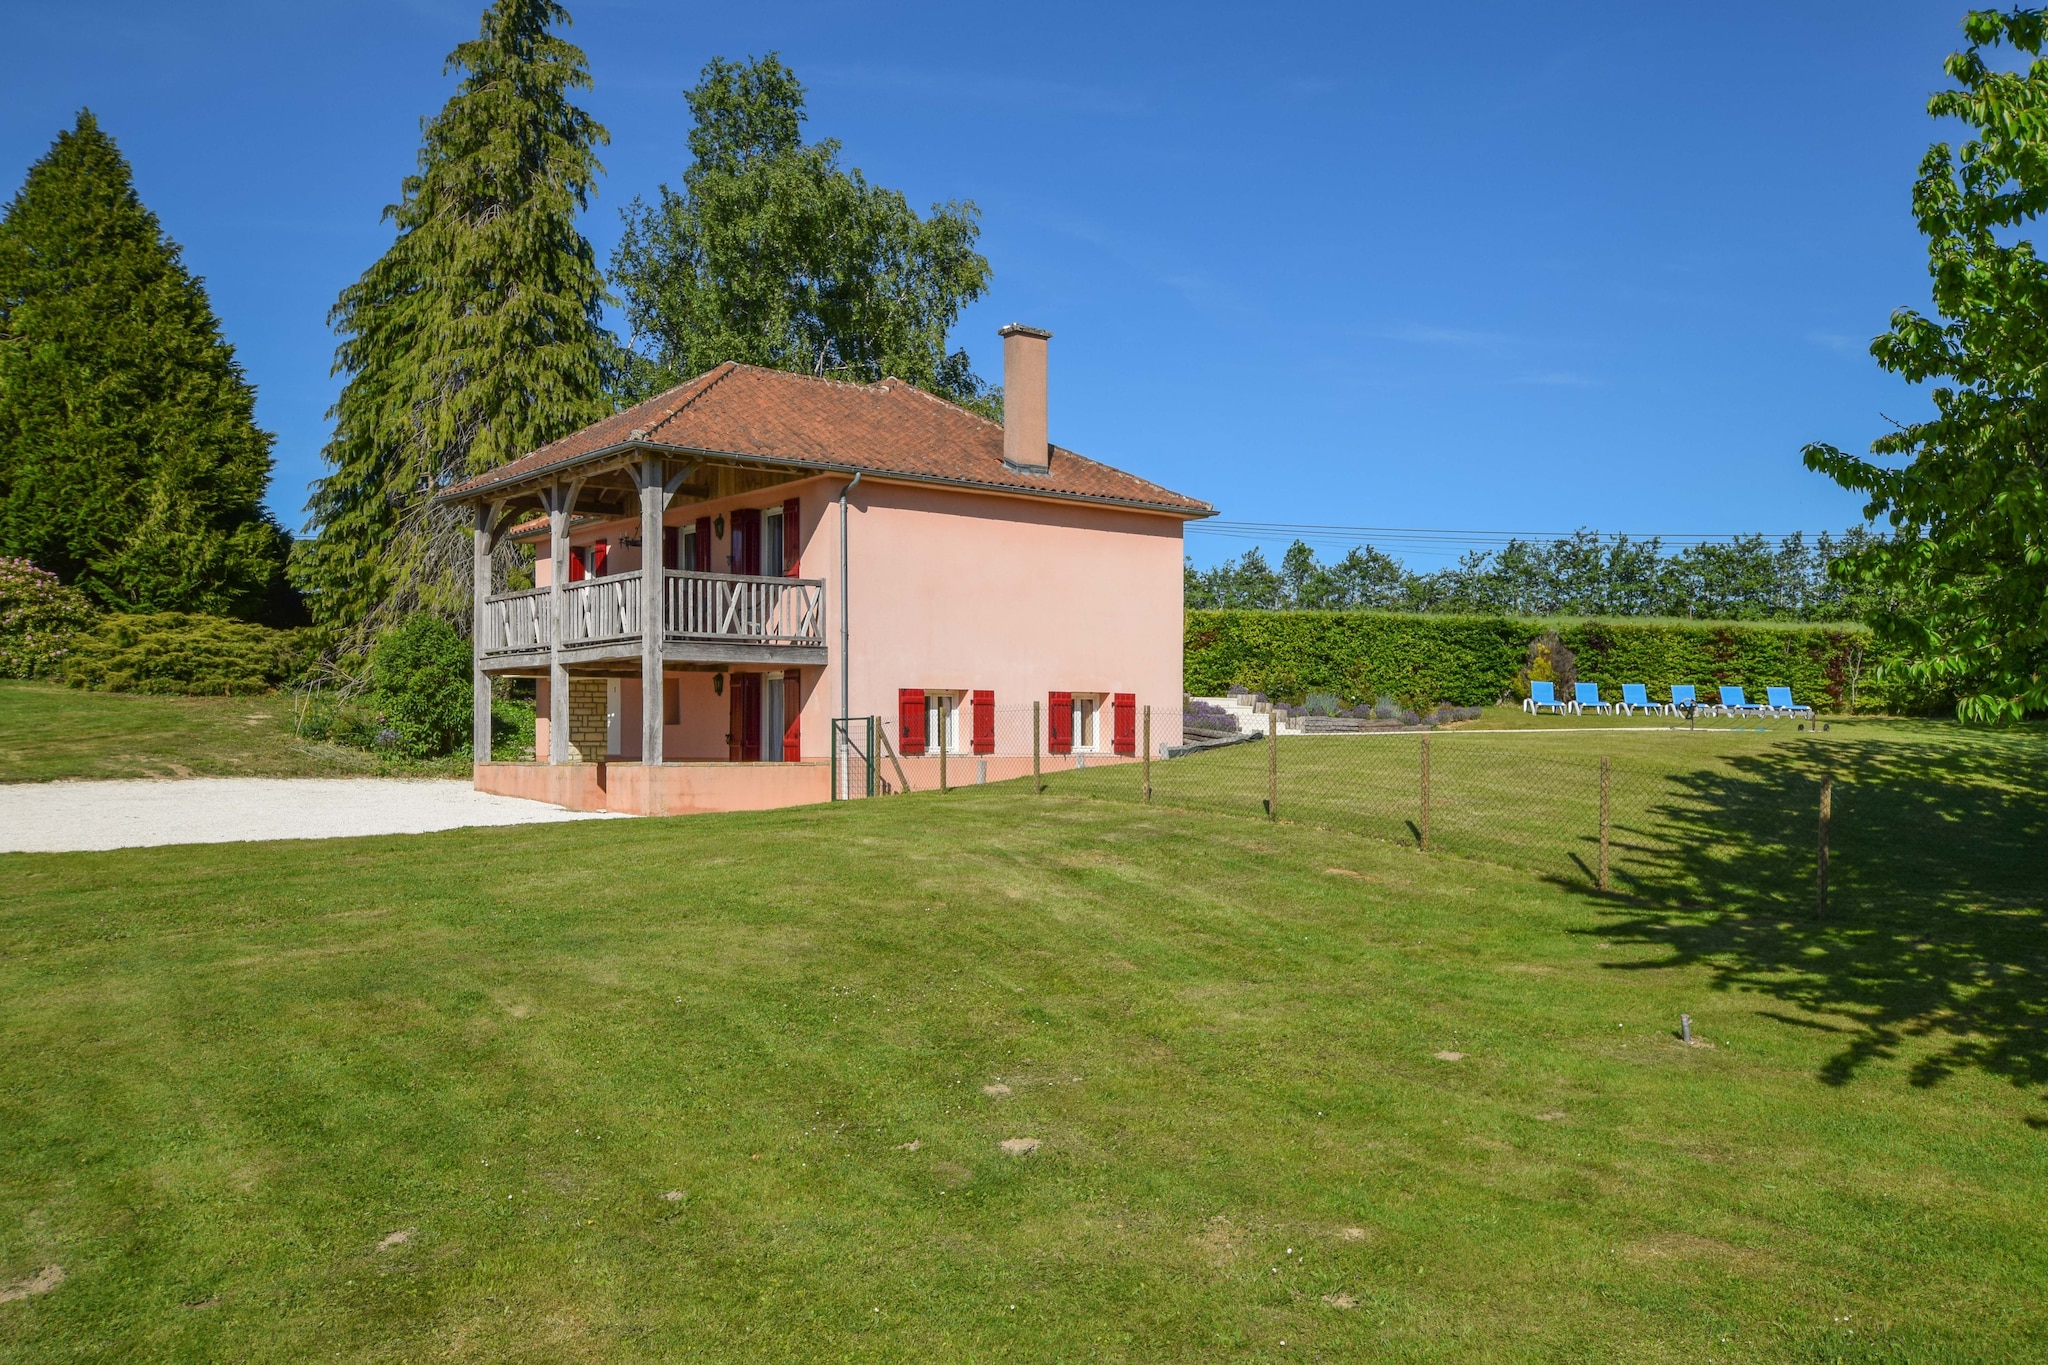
left=829, top=699, right=2045, bottom=915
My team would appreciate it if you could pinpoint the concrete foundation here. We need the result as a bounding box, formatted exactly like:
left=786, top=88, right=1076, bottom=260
left=474, top=760, right=831, bottom=816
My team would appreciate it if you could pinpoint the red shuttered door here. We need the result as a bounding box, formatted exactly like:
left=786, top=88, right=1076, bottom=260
left=971, top=690, right=995, bottom=755
left=782, top=497, right=801, bottom=575
left=1112, top=693, right=1136, bottom=755
left=591, top=540, right=609, bottom=577
left=783, top=673, right=802, bottom=762
left=898, top=688, right=927, bottom=755
left=1047, top=692, right=1073, bottom=753
left=693, top=517, right=712, bottom=571
left=568, top=547, right=586, bottom=582
left=731, top=508, right=762, bottom=575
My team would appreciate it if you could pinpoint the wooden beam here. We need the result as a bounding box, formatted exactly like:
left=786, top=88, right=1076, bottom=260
left=639, top=459, right=670, bottom=766
left=472, top=501, right=497, bottom=764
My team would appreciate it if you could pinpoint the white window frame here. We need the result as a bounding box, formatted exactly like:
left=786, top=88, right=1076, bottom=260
left=926, top=691, right=962, bottom=754
left=1073, top=694, right=1100, bottom=752
left=680, top=526, right=696, bottom=572
left=762, top=507, right=785, bottom=578
left=763, top=670, right=785, bottom=761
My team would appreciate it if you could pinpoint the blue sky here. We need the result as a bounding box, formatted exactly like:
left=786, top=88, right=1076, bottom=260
left=5, top=1, right=1970, bottom=569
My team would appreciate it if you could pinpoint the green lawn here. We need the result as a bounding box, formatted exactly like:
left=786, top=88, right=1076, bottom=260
left=0, top=681, right=468, bottom=782
left=3, top=762, right=2045, bottom=1359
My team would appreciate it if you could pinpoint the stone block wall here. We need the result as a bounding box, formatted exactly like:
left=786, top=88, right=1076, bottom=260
left=568, top=678, right=609, bottom=760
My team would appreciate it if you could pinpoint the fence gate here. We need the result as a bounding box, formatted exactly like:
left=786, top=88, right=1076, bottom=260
left=830, top=717, right=880, bottom=800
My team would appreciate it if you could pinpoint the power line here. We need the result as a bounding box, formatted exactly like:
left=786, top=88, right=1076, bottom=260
left=1188, top=520, right=1853, bottom=553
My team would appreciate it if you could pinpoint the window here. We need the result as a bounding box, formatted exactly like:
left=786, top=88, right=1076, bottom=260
left=764, top=671, right=785, bottom=762
left=1073, top=695, right=1098, bottom=751
left=680, top=526, right=697, bottom=573
left=762, top=507, right=785, bottom=577
left=925, top=692, right=961, bottom=754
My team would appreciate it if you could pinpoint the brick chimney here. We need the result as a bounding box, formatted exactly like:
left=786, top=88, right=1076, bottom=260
left=998, top=323, right=1052, bottom=471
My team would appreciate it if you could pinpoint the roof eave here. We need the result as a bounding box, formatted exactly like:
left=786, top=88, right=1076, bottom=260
left=435, top=439, right=1215, bottom=521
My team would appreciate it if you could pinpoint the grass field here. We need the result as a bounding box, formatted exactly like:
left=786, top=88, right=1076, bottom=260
left=0, top=681, right=468, bottom=783
left=3, top=746, right=2046, bottom=1360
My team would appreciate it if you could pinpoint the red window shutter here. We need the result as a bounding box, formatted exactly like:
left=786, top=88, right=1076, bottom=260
left=663, top=526, right=678, bottom=570
left=569, top=547, right=586, bottom=582
left=693, top=516, right=712, bottom=571
left=782, top=497, right=801, bottom=576
left=783, top=673, right=802, bottom=762
left=971, top=690, right=995, bottom=755
left=592, top=540, right=609, bottom=577
left=1112, top=693, right=1136, bottom=755
left=1047, top=691, right=1073, bottom=754
left=898, top=688, right=927, bottom=755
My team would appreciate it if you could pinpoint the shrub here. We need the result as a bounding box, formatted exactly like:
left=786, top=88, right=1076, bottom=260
left=1186, top=610, right=1920, bottom=714
left=367, top=615, right=472, bottom=758
left=63, top=613, right=306, bottom=694
left=0, top=558, right=97, bottom=678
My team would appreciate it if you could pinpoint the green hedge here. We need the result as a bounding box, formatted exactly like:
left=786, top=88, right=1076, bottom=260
left=63, top=613, right=309, bottom=696
left=1185, top=611, right=1923, bottom=713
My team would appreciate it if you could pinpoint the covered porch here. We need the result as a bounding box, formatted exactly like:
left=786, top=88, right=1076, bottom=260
left=454, top=449, right=835, bottom=815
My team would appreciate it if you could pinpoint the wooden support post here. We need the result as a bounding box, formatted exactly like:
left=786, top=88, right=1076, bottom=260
left=1419, top=734, right=1431, bottom=851
left=879, top=719, right=911, bottom=794
left=544, top=482, right=577, bottom=764
left=1266, top=708, right=1278, bottom=819
left=1817, top=771, right=1832, bottom=918
left=1032, top=701, right=1042, bottom=794
left=638, top=459, right=668, bottom=767
left=1598, top=755, right=1611, bottom=893
left=471, top=501, right=495, bottom=764
left=1142, top=705, right=1152, bottom=804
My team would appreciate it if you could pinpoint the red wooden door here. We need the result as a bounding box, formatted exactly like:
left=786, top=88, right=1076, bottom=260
left=727, top=673, right=762, bottom=762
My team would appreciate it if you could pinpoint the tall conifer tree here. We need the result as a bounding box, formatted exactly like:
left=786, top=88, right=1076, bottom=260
left=296, top=0, right=617, bottom=633
left=0, top=112, right=292, bottom=620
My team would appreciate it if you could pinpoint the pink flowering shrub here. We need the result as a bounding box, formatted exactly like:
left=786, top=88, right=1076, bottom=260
left=0, top=558, right=97, bottom=679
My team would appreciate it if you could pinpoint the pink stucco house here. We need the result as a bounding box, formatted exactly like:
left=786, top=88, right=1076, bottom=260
left=437, top=326, right=1213, bottom=814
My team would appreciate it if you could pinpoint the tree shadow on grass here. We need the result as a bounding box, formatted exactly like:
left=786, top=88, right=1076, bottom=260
left=1571, top=736, right=2048, bottom=1093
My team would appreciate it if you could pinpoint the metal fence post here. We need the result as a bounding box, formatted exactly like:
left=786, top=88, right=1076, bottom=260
left=1419, top=734, right=1431, bottom=851
left=830, top=718, right=839, bottom=801
left=866, top=716, right=877, bottom=798
left=1266, top=708, right=1278, bottom=819
left=1818, top=771, right=1832, bottom=918
left=1598, top=755, right=1611, bottom=893
left=1143, top=705, right=1152, bottom=804
left=1032, top=701, right=1042, bottom=794
left=939, top=712, right=948, bottom=795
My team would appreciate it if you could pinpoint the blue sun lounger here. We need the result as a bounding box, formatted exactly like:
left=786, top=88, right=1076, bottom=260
left=1718, top=685, right=1768, bottom=718
left=1573, top=682, right=1612, bottom=715
left=1766, top=686, right=1814, bottom=719
left=1523, top=681, right=1570, bottom=715
left=1668, top=684, right=1701, bottom=715
left=1619, top=684, right=1667, bottom=716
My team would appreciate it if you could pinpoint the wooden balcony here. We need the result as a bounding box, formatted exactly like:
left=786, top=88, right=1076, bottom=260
left=480, top=571, right=827, bottom=670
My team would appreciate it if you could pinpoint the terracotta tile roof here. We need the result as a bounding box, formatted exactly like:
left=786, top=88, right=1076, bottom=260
left=437, top=362, right=1213, bottom=517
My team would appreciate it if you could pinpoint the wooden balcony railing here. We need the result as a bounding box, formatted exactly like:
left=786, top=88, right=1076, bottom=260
left=481, top=586, right=550, bottom=654
left=480, top=571, right=826, bottom=655
left=560, top=577, right=640, bottom=646
left=664, top=571, right=825, bottom=646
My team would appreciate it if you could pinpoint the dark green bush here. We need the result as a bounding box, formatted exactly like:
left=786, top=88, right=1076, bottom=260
left=367, top=616, right=472, bottom=758
left=1186, top=610, right=1921, bottom=714
left=63, top=612, right=306, bottom=695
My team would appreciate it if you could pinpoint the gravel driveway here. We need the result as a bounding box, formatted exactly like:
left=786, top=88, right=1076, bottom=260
left=0, top=778, right=618, bottom=854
